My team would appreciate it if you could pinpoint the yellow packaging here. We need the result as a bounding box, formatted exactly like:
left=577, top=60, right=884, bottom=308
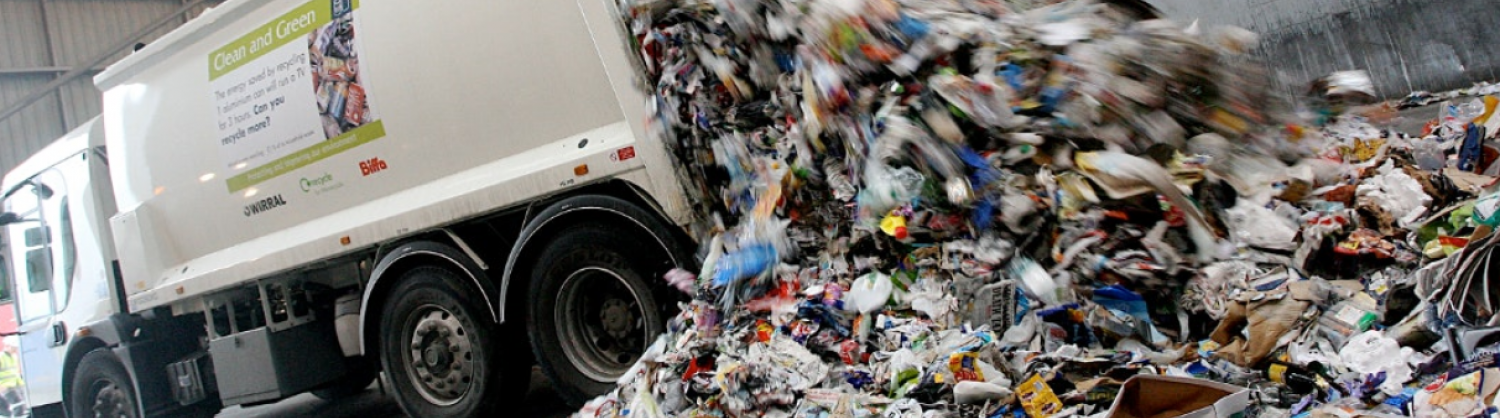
left=1017, top=373, right=1063, bottom=418
left=947, top=352, right=984, bottom=382
left=1268, top=364, right=1288, bottom=383
left=1351, top=138, right=1386, bottom=161
left=880, top=214, right=907, bottom=238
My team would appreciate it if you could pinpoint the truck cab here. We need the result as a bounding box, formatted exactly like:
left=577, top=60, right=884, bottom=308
left=0, top=118, right=121, bottom=418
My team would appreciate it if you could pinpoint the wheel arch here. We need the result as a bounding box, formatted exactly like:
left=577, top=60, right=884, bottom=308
left=61, top=312, right=211, bottom=418
left=499, top=194, right=694, bottom=325
left=358, top=239, right=496, bottom=358
left=59, top=335, right=111, bottom=417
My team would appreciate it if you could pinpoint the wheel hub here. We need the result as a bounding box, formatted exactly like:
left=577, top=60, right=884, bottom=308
left=556, top=267, right=651, bottom=383
left=423, top=345, right=451, bottom=368
left=406, top=306, right=474, bottom=406
left=92, top=383, right=129, bottom=418
left=600, top=298, right=637, bottom=340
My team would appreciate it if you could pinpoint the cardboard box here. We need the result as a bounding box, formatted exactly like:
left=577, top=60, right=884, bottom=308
left=1105, top=375, right=1249, bottom=418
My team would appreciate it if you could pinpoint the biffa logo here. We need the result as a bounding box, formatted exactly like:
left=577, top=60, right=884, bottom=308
left=360, top=157, right=388, bottom=176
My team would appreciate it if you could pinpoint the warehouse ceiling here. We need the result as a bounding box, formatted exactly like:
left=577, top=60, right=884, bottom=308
left=0, top=0, right=222, bottom=175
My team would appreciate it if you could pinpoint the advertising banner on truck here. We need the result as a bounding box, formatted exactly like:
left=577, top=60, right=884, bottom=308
left=209, top=0, right=384, bottom=193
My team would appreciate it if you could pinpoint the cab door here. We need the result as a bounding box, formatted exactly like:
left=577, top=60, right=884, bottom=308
left=2, top=162, right=84, bottom=407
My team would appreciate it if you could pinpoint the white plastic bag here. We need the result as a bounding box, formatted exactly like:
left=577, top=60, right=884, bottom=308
left=1337, top=331, right=1414, bottom=395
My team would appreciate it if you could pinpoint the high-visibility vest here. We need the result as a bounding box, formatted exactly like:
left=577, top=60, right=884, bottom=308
left=0, top=352, right=22, bottom=389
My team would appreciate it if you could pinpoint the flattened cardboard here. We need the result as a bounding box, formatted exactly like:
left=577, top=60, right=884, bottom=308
left=1106, top=375, right=1250, bottom=418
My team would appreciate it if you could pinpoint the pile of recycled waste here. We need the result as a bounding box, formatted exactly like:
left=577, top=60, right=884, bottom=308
left=1399, top=81, right=1500, bottom=110
left=578, top=0, right=1500, bottom=417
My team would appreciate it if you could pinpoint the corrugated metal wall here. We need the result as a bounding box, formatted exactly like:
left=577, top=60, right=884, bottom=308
left=1148, top=0, right=1499, bottom=100
left=0, top=0, right=214, bottom=176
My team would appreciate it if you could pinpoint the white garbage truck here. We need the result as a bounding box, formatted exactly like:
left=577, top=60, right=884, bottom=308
left=0, top=0, right=700, bottom=416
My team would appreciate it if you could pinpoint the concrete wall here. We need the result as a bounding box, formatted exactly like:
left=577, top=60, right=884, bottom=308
left=1148, top=0, right=1500, bottom=99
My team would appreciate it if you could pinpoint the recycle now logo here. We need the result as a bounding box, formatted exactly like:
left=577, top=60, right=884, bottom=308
left=300, top=173, right=334, bottom=192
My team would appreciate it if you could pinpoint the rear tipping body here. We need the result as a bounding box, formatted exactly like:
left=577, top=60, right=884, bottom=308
left=96, top=0, right=686, bottom=316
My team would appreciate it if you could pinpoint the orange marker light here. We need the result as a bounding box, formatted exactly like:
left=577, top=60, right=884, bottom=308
left=340, top=236, right=352, bottom=246
left=574, top=164, right=589, bottom=176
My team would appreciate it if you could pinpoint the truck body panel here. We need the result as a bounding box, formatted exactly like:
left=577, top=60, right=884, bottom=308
left=94, top=0, right=686, bottom=314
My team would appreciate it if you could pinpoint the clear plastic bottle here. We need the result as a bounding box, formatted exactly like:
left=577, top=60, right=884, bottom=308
left=1414, top=138, right=1445, bottom=171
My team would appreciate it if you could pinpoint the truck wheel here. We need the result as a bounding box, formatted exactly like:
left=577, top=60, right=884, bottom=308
left=378, top=266, right=526, bottom=418
left=70, top=349, right=138, bottom=418
left=528, top=222, right=666, bottom=405
left=310, top=358, right=377, bottom=401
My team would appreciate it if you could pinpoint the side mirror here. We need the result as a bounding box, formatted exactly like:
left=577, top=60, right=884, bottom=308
left=0, top=213, right=18, bottom=226
left=32, top=184, right=52, bottom=200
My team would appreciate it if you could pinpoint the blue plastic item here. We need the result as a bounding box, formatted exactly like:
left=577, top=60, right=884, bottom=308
left=1458, top=123, right=1484, bottom=172
left=711, top=244, right=777, bottom=287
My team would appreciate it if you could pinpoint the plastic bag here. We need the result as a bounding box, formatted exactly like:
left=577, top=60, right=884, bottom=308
left=1337, top=331, right=1414, bottom=396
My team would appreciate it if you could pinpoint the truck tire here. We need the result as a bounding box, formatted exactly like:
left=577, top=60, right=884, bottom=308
left=528, top=222, right=666, bottom=405
left=70, top=349, right=138, bottom=418
left=310, top=359, right=377, bottom=401
left=378, top=266, right=527, bottom=418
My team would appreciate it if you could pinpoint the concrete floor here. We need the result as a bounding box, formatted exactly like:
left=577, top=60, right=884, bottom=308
left=215, top=366, right=574, bottom=418
left=1395, top=104, right=1439, bottom=136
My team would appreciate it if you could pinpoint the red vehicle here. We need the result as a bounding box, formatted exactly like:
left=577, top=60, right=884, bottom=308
left=0, top=303, right=14, bottom=336
left=0, top=255, right=13, bottom=335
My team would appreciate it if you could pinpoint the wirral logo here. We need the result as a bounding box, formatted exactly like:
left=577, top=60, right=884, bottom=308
left=244, top=194, right=287, bottom=217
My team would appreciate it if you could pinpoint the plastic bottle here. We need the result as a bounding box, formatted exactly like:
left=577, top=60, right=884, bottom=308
left=879, top=214, right=909, bottom=240
left=1262, top=359, right=1323, bottom=395
left=1414, top=139, right=1445, bottom=171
